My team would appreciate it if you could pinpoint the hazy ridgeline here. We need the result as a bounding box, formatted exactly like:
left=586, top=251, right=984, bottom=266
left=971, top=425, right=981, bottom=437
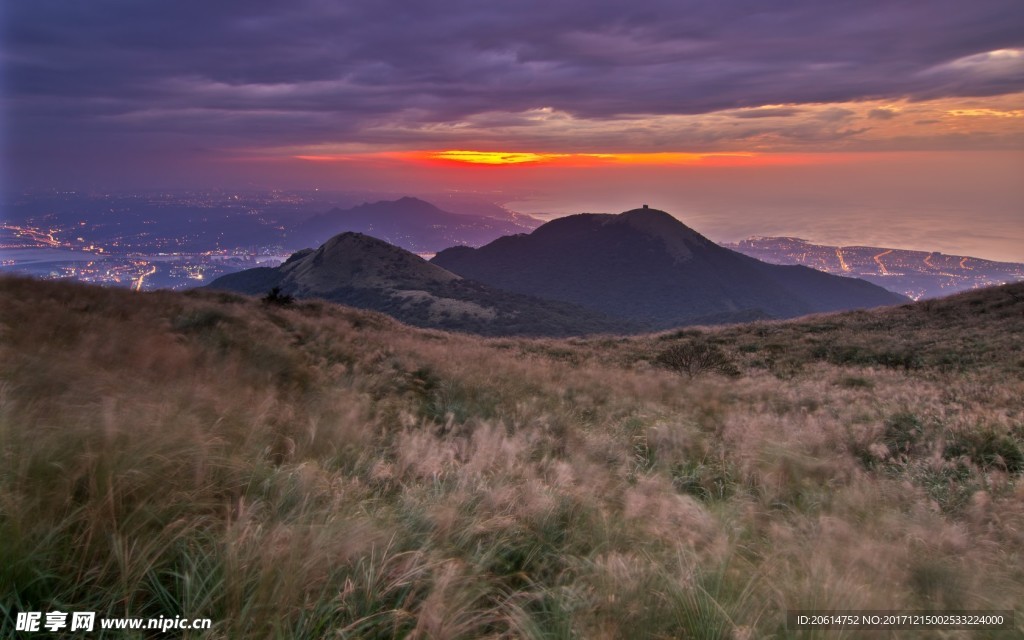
left=1, top=275, right=1022, bottom=638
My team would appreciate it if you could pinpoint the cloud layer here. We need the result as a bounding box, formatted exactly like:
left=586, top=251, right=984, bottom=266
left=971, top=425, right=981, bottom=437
left=4, top=0, right=1024, bottom=183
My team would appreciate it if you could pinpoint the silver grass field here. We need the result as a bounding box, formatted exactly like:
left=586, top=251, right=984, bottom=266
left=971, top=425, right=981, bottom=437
left=1, top=276, right=1022, bottom=638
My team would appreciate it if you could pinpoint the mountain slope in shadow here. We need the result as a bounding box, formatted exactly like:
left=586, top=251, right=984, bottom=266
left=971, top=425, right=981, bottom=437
left=432, top=206, right=906, bottom=329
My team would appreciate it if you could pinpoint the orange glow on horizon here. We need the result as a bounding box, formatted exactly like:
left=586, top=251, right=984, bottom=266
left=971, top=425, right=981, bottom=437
left=423, top=150, right=763, bottom=166
left=290, top=149, right=849, bottom=168
left=429, top=150, right=570, bottom=164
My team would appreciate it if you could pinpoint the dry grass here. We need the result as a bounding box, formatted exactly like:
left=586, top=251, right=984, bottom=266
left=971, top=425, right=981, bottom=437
left=1, top=275, right=1022, bottom=638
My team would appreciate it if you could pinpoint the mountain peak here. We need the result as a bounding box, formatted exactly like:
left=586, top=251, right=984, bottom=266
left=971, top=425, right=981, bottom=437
left=432, top=205, right=905, bottom=328
left=355, top=197, right=442, bottom=213
left=292, top=196, right=540, bottom=253
left=616, top=205, right=693, bottom=229
left=279, top=231, right=459, bottom=291
left=609, top=206, right=712, bottom=262
left=620, top=204, right=669, bottom=216
left=617, top=205, right=691, bottom=227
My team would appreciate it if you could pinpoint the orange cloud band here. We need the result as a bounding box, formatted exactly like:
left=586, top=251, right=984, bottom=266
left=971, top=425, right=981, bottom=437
left=291, top=149, right=840, bottom=168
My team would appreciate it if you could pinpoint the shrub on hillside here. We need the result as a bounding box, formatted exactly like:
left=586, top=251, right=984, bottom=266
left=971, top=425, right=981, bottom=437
left=263, top=286, right=294, bottom=306
left=655, top=341, right=740, bottom=378
left=945, top=427, right=1024, bottom=473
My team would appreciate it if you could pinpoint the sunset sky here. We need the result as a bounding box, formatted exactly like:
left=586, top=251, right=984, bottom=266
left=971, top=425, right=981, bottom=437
left=4, top=0, right=1024, bottom=259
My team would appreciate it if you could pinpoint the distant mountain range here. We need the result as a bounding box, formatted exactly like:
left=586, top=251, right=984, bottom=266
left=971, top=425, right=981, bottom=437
left=724, top=237, right=1024, bottom=300
left=433, top=207, right=906, bottom=330
left=210, top=206, right=905, bottom=336
left=290, top=197, right=540, bottom=253
left=207, top=232, right=635, bottom=337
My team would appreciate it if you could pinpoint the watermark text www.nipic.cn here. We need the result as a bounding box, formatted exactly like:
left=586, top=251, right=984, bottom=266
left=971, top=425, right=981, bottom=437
left=15, top=611, right=213, bottom=633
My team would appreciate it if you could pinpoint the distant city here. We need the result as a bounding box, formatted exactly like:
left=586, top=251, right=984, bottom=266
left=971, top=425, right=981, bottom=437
left=3, top=190, right=1022, bottom=300
left=725, top=237, right=1024, bottom=300
left=1, top=190, right=345, bottom=291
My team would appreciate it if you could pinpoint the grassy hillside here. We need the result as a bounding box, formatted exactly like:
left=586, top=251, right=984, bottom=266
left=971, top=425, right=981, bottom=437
left=1, top=275, right=1022, bottom=638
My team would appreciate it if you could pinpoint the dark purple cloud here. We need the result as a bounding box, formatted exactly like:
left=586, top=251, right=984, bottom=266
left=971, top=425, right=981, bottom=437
left=868, top=108, right=900, bottom=120
left=3, top=0, right=1023, bottom=185
left=729, top=107, right=807, bottom=119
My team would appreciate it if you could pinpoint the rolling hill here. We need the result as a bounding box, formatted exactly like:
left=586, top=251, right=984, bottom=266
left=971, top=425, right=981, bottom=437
left=432, top=206, right=907, bottom=328
left=207, top=232, right=636, bottom=336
